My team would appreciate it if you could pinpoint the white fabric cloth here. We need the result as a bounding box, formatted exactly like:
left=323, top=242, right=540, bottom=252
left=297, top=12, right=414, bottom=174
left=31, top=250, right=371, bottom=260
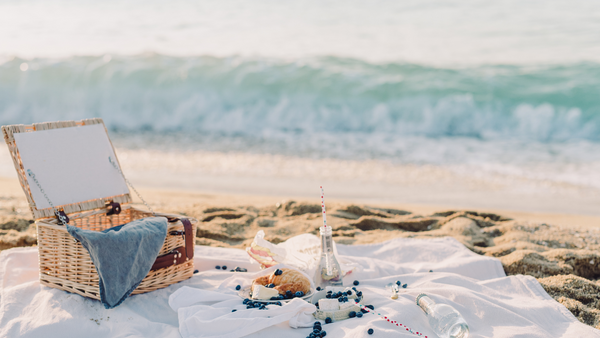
left=1, top=237, right=598, bottom=338
left=169, top=287, right=316, bottom=338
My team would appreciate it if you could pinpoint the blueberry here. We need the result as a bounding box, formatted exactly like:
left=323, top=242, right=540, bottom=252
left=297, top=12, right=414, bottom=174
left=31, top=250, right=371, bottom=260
left=356, top=312, right=363, bottom=318
left=396, top=280, right=401, bottom=286
left=429, top=270, right=433, bottom=272
left=348, top=311, right=356, bottom=318
left=313, top=329, right=320, bottom=334
left=326, top=294, right=331, bottom=298
left=357, top=291, right=363, bottom=297
left=314, top=321, right=321, bottom=327
left=266, top=283, right=275, bottom=288
left=321, top=332, right=327, bottom=337
left=222, top=265, right=227, bottom=270
left=316, top=286, right=322, bottom=291
left=235, top=285, right=241, bottom=291
left=327, top=290, right=332, bottom=294
left=343, top=297, right=348, bottom=302
left=193, top=269, right=199, bottom=274
left=353, top=280, right=359, bottom=286
left=232, top=309, right=237, bottom=312
left=368, top=328, right=374, bottom=335
left=270, top=296, right=278, bottom=300
left=274, top=269, right=283, bottom=276
left=346, top=291, right=352, bottom=296
left=325, top=317, right=332, bottom=324
left=365, top=305, right=375, bottom=310
left=243, top=299, right=249, bottom=304
left=278, top=294, right=284, bottom=300
left=352, top=287, right=357, bottom=291
left=286, top=290, right=293, bottom=298
left=338, top=297, right=343, bottom=302
left=361, top=308, right=368, bottom=313
left=247, top=304, right=254, bottom=309
left=402, top=283, right=407, bottom=288
left=215, top=265, right=221, bottom=269
left=276, top=301, right=282, bottom=306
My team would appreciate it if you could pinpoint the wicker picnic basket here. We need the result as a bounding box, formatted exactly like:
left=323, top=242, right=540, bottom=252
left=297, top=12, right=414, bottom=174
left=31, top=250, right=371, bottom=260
left=1, top=118, right=197, bottom=301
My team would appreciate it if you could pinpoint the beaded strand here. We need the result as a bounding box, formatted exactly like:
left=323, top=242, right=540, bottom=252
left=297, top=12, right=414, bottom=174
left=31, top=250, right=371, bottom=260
left=354, top=301, right=427, bottom=337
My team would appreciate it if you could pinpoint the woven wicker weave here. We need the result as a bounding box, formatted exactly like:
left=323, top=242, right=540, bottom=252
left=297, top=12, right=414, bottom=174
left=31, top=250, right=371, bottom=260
left=2, top=119, right=197, bottom=300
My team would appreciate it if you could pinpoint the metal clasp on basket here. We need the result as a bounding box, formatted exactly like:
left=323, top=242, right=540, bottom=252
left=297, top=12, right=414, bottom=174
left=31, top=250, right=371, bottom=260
left=106, top=201, right=121, bottom=216
left=169, top=230, right=185, bottom=241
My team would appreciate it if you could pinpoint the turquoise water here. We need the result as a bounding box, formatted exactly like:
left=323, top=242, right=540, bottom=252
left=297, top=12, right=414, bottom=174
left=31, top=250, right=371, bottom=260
left=1, top=0, right=600, bottom=195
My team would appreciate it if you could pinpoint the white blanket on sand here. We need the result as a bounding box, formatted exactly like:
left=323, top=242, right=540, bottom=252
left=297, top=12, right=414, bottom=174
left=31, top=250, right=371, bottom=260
left=1, top=236, right=597, bottom=338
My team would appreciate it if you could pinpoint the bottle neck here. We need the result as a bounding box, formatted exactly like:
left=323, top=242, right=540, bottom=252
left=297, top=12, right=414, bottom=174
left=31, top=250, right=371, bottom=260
left=320, top=226, right=334, bottom=255
left=416, top=294, right=435, bottom=315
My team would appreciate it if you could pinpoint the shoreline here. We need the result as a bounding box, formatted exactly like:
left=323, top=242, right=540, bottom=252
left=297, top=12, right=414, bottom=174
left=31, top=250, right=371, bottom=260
left=2, top=175, right=600, bottom=229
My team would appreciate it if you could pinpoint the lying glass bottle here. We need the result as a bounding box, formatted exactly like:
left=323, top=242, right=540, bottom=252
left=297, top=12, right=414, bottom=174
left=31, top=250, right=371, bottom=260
left=416, top=294, right=470, bottom=338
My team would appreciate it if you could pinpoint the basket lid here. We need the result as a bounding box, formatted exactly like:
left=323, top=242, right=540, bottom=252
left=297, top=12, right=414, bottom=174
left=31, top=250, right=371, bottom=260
left=2, top=118, right=132, bottom=220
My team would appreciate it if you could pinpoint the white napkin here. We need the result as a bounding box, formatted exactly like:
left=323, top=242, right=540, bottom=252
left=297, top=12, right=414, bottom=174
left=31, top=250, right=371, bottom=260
left=169, top=287, right=316, bottom=338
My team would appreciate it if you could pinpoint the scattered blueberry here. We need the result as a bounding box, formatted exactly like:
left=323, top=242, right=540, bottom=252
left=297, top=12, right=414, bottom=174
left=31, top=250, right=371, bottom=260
left=357, top=291, right=363, bottom=297
left=243, top=299, right=249, bottom=304
left=346, top=290, right=352, bottom=296
left=325, top=317, right=332, bottom=324
left=368, top=328, right=374, bottom=335
left=222, top=265, right=227, bottom=270
left=266, top=283, right=275, bottom=288
left=429, top=270, right=433, bottom=272
left=327, top=290, right=332, bottom=294
left=276, top=301, right=282, bottom=306
left=343, top=297, right=348, bottom=302
left=314, top=321, right=321, bottom=327
left=316, top=286, right=322, bottom=291
left=361, top=308, right=368, bottom=313
left=286, top=290, right=293, bottom=298
left=274, top=269, right=283, bottom=276
left=402, top=283, right=407, bottom=288
left=278, top=294, right=285, bottom=300
left=396, top=280, right=401, bottom=286
left=215, top=265, right=221, bottom=270
left=313, top=329, right=320, bottom=334
left=365, top=305, right=375, bottom=310
left=353, top=280, right=360, bottom=286
left=247, top=303, right=254, bottom=308
left=321, top=331, right=327, bottom=337
left=356, top=312, right=363, bottom=318
left=270, top=296, right=278, bottom=300
left=338, top=297, right=343, bottom=303
left=193, top=269, right=199, bottom=274
left=349, top=311, right=356, bottom=318
left=326, top=294, right=331, bottom=298
left=235, top=285, right=241, bottom=290
left=232, top=309, right=237, bottom=312
left=295, top=291, right=305, bottom=297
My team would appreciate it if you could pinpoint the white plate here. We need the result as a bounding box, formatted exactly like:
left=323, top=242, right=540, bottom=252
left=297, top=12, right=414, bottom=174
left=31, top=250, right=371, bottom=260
left=238, top=286, right=314, bottom=303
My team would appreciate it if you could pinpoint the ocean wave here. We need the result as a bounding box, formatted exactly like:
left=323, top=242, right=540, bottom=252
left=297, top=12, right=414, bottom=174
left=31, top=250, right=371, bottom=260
left=1, top=55, right=599, bottom=143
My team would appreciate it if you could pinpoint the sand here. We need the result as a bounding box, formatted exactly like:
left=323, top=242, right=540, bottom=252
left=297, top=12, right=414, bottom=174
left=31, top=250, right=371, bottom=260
left=1, top=176, right=599, bottom=330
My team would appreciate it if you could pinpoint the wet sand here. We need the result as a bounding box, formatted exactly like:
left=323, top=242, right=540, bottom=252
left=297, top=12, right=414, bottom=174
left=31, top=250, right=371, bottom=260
left=1, top=177, right=599, bottom=329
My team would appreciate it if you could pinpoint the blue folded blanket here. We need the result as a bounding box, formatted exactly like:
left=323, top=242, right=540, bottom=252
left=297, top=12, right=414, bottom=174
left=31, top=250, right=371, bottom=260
left=67, top=217, right=168, bottom=309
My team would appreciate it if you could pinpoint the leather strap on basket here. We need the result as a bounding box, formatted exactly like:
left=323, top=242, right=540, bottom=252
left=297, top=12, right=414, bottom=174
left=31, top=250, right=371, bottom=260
left=151, top=218, right=194, bottom=271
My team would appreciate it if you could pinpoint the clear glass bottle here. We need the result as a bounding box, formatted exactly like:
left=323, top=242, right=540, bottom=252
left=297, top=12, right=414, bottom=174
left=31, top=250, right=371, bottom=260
left=314, top=226, right=343, bottom=288
left=416, top=294, right=470, bottom=338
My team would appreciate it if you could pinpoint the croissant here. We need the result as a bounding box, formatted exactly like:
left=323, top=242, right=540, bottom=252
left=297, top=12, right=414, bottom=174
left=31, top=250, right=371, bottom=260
left=252, top=268, right=311, bottom=295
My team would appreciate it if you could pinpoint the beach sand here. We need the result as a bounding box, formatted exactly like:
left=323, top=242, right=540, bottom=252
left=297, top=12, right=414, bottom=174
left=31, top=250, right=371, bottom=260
left=1, top=176, right=599, bottom=330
